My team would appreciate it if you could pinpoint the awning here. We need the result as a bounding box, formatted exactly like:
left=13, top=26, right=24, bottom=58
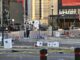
left=49, top=14, right=79, bottom=19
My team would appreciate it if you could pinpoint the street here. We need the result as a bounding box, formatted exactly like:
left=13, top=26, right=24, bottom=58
left=0, top=32, right=79, bottom=60
left=0, top=48, right=74, bottom=60
left=0, top=0, right=80, bottom=60
left=13, top=37, right=80, bottom=48
left=0, top=51, right=75, bottom=60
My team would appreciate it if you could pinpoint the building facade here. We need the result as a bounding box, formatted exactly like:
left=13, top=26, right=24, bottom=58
left=31, top=0, right=80, bottom=29
left=49, top=0, right=80, bottom=29
left=0, top=0, right=80, bottom=29
left=57, top=0, right=80, bottom=29
left=31, top=0, right=50, bottom=24
left=31, top=0, right=58, bottom=25
left=0, top=0, right=24, bottom=28
left=9, top=0, right=24, bottom=25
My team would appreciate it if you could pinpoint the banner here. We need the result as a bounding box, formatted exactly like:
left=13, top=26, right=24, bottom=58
left=4, top=38, right=12, bottom=49
left=62, top=0, right=80, bottom=6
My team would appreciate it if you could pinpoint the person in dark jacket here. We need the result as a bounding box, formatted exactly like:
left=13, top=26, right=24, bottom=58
left=26, top=23, right=30, bottom=38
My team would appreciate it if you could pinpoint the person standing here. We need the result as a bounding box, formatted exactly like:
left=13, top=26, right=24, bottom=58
left=26, top=23, right=30, bottom=38
left=26, top=23, right=33, bottom=38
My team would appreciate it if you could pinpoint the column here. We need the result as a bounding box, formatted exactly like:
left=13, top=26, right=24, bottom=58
left=32, top=0, right=35, bottom=20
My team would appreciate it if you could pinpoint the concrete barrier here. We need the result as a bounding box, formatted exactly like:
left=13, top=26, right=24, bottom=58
left=9, top=31, right=24, bottom=40
left=30, top=31, right=48, bottom=39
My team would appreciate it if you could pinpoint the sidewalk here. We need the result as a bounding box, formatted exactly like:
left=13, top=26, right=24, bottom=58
left=0, top=36, right=80, bottom=50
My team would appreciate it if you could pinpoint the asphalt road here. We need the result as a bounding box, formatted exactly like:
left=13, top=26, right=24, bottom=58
left=0, top=53, right=39, bottom=60
left=48, top=52, right=75, bottom=60
left=0, top=51, right=75, bottom=60
left=0, top=53, right=74, bottom=60
left=0, top=34, right=79, bottom=60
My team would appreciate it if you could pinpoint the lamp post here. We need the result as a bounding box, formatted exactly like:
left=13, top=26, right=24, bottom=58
left=12, top=19, right=14, bottom=26
left=1, top=0, right=4, bottom=46
left=1, top=0, right=3, bottom=27
left=51, top=5, right=54, bottom=36
left=62, top=14, right=65, bottom=29
left=38, top=0, right=41, bottom=39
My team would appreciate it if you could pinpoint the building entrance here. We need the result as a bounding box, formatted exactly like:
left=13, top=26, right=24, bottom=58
left=58, top=19, right=80, bottom=30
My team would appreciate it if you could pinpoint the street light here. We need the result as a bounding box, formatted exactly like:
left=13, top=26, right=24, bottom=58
left=1, top=0, right=4, bottom=46
left=12, top=19, right=14, bottom=22
left=12, top=19, right=15, bottom=28
left=51, top=5, right=54, bottom=36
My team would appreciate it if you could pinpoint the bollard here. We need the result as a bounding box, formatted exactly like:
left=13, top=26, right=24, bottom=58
left=75, top=48, right=80, bottom=60
left=40, top=49, right=47, bottom=60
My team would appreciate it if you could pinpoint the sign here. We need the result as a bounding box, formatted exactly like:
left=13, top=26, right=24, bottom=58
left=4, top=38, right=12, bottom=49
left=36, top=41, right=43, bottom=46
left=47, top=42, right=53, bottom=47
left=47, top=42, right=59, bottom=47
left=59, top=9, right=77, bottom=15
left=36, top=41, right=59, bottom=47
left=62, top=0, right=80, bottom=6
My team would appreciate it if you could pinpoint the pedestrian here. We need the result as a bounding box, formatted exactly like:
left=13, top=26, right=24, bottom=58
left=26, top=23, right=32, bottom=38
left=26, top=28, right=30, bottom=37
left=26, top=23, right=29, bottom=38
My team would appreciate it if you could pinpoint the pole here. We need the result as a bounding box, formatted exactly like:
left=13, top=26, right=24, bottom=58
left=62, top=14, right=65, bottom=29
left=23, top=0, right=26, bottom=33
left=1, top=0, right=4, bottom=46
left=64, top=15, right=65, bottom=29
left=38, top=0, right=41, bottom=39
left=1, top=0, right=3, bottom=27
left=51, top=5, right=53, bottom=36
